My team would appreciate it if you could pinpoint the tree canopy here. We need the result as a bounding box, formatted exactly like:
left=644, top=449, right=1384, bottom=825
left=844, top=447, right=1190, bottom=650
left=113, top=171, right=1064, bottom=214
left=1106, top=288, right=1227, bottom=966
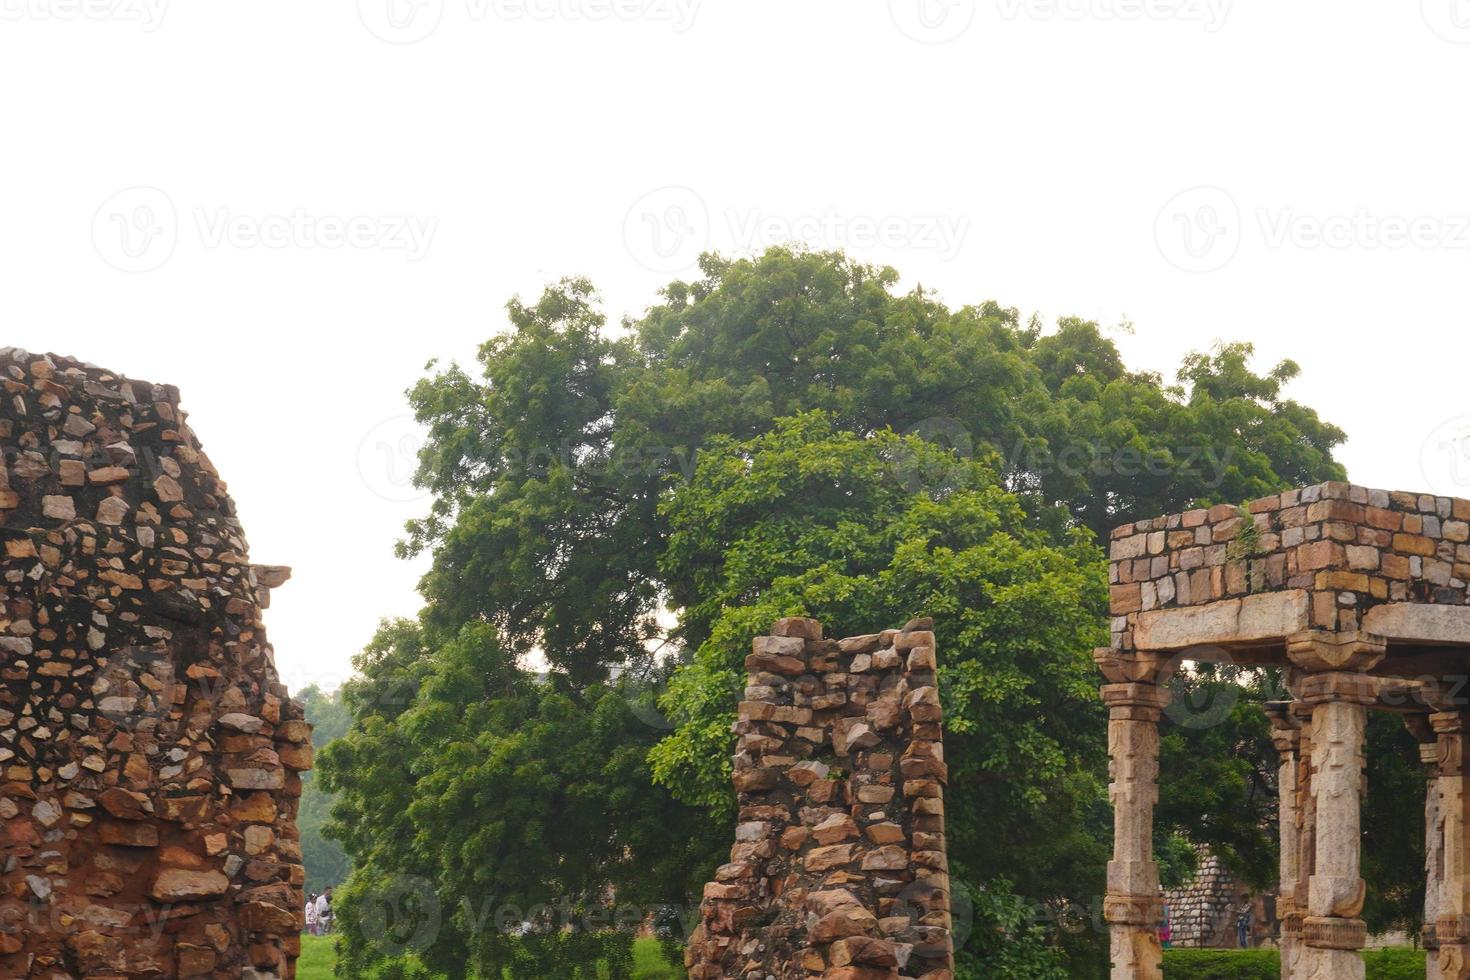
left=319, top=246, right=1362, bottom=977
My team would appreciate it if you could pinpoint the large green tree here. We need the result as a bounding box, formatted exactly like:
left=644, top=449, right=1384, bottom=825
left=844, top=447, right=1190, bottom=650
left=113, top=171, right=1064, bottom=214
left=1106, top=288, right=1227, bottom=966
left=297, top=685, right=354, bottom=893
left=649, top=413, right=1112, bottom=974
left=323, top=246, right=1359, bottom=977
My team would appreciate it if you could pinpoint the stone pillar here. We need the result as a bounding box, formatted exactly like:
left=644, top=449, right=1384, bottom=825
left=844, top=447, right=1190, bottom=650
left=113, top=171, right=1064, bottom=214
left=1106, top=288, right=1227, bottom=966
left=1294, top=674, right=1373, bottom=980
left=1284, top=631, right=1386, bottom=980
left=1101, top=681, right=1172, bottom=980
left=1267, top=703, right=1304, bottom=980
left=1407, top=713, right=1446, bottom=980
left=1434, top=710, right=1470, bottom=980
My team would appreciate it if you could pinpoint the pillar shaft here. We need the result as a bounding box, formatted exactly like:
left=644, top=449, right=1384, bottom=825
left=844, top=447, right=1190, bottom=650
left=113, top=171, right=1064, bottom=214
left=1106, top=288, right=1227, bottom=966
left=1296, top=675, right=1373, bottom=980
left=1268, top=704, right=1303, bottom=980
left=1434, top=712, right=1470, bottom=980
left=1102, top=682, right=1170, bottom=980
left=1426, top=737, right=1446, bottom=980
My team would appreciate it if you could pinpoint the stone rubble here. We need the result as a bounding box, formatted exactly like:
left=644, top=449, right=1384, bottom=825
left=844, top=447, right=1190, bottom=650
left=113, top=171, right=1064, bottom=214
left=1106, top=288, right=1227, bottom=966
left=685, top=617, right=953, bottom=980
left=0, top=350, right=307, bottom=979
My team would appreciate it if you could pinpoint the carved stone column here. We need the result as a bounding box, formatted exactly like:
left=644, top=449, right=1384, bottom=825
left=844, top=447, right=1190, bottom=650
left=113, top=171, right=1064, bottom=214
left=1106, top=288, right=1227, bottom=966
left=1290, top=700, right=1316, bottom=980
left=1100, top=680, right=1172, bottom=980
left=1408, top=714, right=1446, bottom=980
left=1434, top=710, right=1470, bottom=980
left=1267, top=703, right=1304, bottom=980
left=1288, top=632, right=1386, bottom=980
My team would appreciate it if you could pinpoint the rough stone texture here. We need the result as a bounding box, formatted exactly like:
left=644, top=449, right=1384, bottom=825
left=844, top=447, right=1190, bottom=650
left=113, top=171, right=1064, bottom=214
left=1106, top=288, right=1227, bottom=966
left=1160, top=847, right=1240, bottom=948
left=684, top=618, right=952, bottom=980
left=0, top=351, right=307, bottom=979
left=1107, top=482, right=1470, bottom=652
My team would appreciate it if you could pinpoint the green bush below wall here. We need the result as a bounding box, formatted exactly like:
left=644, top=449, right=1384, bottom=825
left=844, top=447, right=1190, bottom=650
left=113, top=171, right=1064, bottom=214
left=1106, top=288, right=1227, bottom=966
left=1162, top=947, right=1425, bottom=980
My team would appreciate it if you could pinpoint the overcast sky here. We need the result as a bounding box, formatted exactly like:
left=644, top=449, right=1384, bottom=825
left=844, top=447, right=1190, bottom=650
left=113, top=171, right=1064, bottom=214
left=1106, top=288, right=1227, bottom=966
left=4, top=1, right=1468, bottom=693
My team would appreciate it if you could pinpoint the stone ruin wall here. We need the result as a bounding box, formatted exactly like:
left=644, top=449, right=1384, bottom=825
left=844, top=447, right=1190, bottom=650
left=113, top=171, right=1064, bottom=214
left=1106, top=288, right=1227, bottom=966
left=0, top=351, right=309, bottom=979
left=1108, top=481, right=1470, bottom=651
left=685, top=617, right=952, bottom=980
left=1161, top=848, right=1240, bottom=948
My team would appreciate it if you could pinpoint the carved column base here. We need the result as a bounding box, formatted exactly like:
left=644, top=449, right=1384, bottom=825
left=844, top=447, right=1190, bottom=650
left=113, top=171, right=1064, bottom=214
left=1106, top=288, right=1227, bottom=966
left=1427, top=924, right=1445, bottom=980
left=1302, top=915, right=1366, bottom=950
left=1438, top=944, right=1470, bottom=980
left=1108, top=926, right=1162, bottom=980
left=1301, top=917, right=1365, bottom=980
left=1104, top=894, right=1162, bottom=980
left=1279, top=909, right=1304, bottom=980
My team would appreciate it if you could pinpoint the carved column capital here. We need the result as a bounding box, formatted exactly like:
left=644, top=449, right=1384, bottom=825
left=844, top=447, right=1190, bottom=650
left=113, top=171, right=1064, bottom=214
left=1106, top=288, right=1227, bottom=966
left=1094, top=647, right=1174, bottom=687
left=1265, top=700, right=1302, bottom=754
left=1101, top=682, right=1172, bottom=722
left=1286, top=630, right=1387, bottom=674
left=1293, top=671, right=1382, bottom=707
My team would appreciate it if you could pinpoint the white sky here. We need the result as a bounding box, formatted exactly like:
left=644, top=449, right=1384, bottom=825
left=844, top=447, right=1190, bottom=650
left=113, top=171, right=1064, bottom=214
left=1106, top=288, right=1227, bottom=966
left=4, top=0, right=1469, bottom=693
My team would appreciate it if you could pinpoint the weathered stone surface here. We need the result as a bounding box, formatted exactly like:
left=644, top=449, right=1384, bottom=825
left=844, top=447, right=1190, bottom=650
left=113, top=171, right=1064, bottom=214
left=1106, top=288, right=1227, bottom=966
left=1133, top=590, right=1310, bottom=651
left=687, top=618, right=952, bottom=979
left=0, top=351, right=308, bottom=979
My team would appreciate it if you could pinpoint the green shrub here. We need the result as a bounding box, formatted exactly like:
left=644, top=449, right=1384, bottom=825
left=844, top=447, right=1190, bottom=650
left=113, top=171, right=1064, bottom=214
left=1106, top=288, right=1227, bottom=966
left=1363, top=947, right=1428, bottom=980
left=1162, top=948, right=1426, bottom=980
left=1162, top=949, right=1277, bottom=979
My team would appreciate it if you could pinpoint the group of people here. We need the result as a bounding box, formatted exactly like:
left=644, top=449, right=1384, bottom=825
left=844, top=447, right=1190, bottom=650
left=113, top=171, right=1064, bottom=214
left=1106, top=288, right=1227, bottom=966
left=304, top=887, right=333, bottom=936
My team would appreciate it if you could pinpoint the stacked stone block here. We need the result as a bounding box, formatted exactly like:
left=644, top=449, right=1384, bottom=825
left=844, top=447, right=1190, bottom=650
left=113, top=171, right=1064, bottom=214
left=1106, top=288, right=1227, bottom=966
left=0, top=351, right=308, bottom=979
left=1109, top=481, right=1470, bottom=650
left=1161, top=848, right=1237, bottom=947
left=685, top=617, right=952, bottom=980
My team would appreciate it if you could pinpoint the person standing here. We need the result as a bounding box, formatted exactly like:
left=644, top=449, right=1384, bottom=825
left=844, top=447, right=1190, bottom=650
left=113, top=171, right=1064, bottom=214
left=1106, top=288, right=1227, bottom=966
left=1236, top=902, right=1252, bottom=949
left=1159, top=906, right=1172, bottom=950
left=315, top=888, right=334, bottom=936
left=305, top=892, right=318, bottom=936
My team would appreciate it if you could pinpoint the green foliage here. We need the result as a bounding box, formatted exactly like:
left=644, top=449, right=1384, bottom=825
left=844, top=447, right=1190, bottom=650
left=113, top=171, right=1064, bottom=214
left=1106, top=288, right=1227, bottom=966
left=650, top=414, right=1110, bottom=971
left=1162, top=949, right=1279, bottom=979
left=324, top=246, right=1352, bottom=975
left=298, top=685, right=354, bottom=893
left=1161, top=948, right=1425, bottom=980
left=956, top=882, right=1074, bottom=979
left=317, top=620, right=713, bottom=980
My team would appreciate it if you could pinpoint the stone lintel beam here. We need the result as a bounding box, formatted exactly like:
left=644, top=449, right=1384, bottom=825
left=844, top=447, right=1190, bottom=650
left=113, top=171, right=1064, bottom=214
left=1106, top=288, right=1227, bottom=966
left=1363, top=603, right=1470, bottom=647
left=1131, top=590, right=1311, bottom=652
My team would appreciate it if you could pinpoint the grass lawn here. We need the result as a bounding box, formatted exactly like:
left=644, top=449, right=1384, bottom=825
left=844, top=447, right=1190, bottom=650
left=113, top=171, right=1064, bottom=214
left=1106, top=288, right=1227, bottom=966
left=295, top=934, right=682, bottom=979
